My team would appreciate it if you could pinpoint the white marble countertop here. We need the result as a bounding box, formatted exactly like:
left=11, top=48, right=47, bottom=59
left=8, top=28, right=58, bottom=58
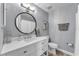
left=1, top=36, right=49, bottom=55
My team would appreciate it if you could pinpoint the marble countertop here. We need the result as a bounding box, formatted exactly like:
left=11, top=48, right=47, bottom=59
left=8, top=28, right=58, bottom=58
left=1, top=36, right=49, bottom=55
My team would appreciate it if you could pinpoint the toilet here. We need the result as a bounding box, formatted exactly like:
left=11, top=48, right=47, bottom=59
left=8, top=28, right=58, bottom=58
left=48, top=42, right=58, bottom=55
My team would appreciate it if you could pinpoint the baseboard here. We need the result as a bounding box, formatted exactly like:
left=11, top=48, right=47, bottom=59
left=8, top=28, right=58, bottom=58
left=57, top=48, right=74, bottom=56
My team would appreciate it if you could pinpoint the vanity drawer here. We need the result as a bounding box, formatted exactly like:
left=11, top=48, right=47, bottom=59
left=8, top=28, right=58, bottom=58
left=4, top=43, right=37, bottom=56
left=27, top=50, right=38, bottom=56
left=36, top=39, right=48, bottom=55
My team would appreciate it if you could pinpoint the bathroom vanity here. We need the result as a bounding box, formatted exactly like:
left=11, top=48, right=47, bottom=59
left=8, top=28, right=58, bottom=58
left=0, top=3, right=49, bottom=56
left=0, top=36, right=48, bottom=56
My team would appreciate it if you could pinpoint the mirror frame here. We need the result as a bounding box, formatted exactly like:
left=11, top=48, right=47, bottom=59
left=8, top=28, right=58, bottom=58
left=15, top=12, right=37, bottom=34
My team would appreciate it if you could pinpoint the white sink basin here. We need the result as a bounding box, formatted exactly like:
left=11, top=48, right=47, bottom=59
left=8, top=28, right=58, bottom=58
left=11, top=36, right=36, bottom=42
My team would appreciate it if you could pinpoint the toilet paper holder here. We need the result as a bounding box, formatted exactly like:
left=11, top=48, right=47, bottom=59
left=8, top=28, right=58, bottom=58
left=66, top=43, right=74, bottom=48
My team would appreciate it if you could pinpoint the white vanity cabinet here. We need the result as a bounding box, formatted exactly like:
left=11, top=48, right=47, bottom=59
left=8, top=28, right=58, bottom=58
left=36, top=38, right=48, bottom=56
left=2, top=43, right=37, bottom=56
left=1, top=36, right=48, bottom=56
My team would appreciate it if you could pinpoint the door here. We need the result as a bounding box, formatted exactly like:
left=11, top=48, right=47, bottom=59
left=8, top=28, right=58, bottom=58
left=0, top=3, right=4, bottom=54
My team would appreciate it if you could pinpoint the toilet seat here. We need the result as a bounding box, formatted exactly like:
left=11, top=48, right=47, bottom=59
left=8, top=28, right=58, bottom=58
left=48, top=43, right=58, bottom=48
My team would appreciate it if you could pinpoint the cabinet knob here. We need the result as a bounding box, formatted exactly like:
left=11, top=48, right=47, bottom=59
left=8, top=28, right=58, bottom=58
left=24, top=51, right=27, bottom=53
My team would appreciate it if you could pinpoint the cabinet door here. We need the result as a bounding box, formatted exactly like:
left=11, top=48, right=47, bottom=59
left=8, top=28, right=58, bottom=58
left=3, top=43, right=37, bottom=56
left=36, top=39, right=48, bottom=56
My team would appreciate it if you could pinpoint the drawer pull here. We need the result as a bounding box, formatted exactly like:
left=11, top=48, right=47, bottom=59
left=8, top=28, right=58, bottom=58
left=24, top=51, right=27, bottom=53
left=42, top=42, right=44, bottom=44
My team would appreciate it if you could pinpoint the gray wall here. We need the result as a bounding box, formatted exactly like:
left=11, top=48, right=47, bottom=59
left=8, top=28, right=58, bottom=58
left=4, top=3, right=48, bottom=43
left=49, top=4, right=77, bottom=53
left=32, top=4, right=49, bottom=36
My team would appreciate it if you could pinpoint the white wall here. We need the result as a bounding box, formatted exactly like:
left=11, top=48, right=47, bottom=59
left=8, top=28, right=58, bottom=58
left=75, top=5, right=79, bottom=55
left=49, top=4, right=77, bottom=53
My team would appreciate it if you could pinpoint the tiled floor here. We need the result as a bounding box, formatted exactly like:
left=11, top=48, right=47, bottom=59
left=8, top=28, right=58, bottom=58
left=48, top=50, right=67, bottom=56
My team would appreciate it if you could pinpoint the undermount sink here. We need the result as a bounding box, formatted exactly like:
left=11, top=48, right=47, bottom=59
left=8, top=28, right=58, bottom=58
left=24, top=37, right=37, bottom=42
left=11, top=36, right=37, bottom=42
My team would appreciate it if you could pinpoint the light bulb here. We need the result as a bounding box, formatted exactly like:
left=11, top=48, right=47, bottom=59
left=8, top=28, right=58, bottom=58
left=30, top=6, right=35, bottom=11
left=22, top=3, right=30, bottom=8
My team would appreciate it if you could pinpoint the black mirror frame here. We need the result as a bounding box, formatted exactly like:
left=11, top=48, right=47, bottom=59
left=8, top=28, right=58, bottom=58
left=15, top=12, right=37, bottom=34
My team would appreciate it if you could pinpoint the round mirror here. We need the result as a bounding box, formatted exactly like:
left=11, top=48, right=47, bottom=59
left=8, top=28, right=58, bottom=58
left=15, top=12, right=37, bottom=34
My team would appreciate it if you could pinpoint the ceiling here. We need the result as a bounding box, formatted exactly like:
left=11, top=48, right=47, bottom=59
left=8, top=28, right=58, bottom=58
left=34, top=3, right=77, bottom=13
